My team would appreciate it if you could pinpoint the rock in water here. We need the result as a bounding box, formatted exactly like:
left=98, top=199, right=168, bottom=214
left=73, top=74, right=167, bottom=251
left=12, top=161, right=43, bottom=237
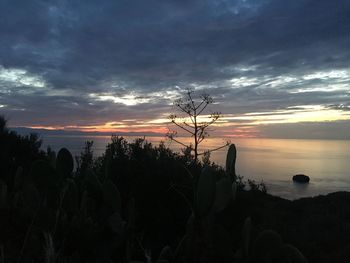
left=293, top=174, right=310, bottom=183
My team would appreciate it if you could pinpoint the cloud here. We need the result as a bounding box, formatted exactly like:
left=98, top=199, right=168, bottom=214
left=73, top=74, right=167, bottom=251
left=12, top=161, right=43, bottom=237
left=258, top=121, right=350, bottom=140
left=0, top=0, right=349, bottom=138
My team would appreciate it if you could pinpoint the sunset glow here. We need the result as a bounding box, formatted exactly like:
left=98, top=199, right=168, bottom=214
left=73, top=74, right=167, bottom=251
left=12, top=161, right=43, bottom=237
left=21, top=104, right=349, bottom=139
left=1, top=1, right=349, bottom=139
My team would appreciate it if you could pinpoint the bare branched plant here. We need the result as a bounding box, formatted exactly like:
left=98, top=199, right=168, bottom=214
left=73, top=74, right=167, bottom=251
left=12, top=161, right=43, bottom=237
left=166, top=89, right=229, bottom=163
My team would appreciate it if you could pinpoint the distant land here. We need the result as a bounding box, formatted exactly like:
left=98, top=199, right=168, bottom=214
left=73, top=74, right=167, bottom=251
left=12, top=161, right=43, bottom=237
left=10, top=127, right=164, bottom=137
left=9, top=124, right=350, bottom=140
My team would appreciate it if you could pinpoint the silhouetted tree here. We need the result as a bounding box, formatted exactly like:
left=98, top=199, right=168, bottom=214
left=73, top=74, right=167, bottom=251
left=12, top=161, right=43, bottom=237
left=167, top=89, right=229, bottom=162
left=0, top=115, right=44, bottom=180
left=0, top=116, right=7, bottom=133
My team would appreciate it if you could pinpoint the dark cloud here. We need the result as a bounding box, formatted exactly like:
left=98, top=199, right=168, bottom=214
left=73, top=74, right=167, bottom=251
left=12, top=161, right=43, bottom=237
left=0, top=0, right=350, bottom=138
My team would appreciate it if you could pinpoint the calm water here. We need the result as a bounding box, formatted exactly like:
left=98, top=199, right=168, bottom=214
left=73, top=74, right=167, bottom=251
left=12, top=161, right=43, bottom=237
left=41, top=135, right=350, bottom=200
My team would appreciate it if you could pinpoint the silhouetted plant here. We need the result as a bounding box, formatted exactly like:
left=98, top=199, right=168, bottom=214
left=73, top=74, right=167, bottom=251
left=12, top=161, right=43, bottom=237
left=75, top=140, right=94, bottom=176
left=167, top=90, right=229, bottom=163
left=0, top=115, right=44, bottom=184
left=247, top=179, right=267, bottom=194
left=0, top=127, right=310, bottom=263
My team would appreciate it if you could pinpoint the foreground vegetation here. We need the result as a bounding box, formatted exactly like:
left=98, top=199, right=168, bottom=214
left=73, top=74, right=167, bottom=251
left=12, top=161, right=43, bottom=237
left=1, top=116, right=348, bottom=262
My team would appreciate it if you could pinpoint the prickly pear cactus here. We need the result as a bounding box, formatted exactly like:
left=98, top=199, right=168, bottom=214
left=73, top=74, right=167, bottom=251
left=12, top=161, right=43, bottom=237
left=157, top=245, right=173, bottom=263
left=18, top=183, right=41, bottom=217
left=195, top=167, right=216, bottom=218
left=232, top=181, right=237, bottom=201
left=84, top=169, right=103, bottom=202
left=29, top=160, right=58, bottom=194
left=276, top=244, right=308, bottom=263
left=252, top=229, right=283, bottom=263
left=211, top=144, right=238, bottom=213
left=212, top=223, right=236, bottom=262
left=62, top=178, right=79, bottom=214
left=225, top=144, right=237, bottom=181
left=213, top=177, right=232, bottom=213
left=242, top=217, right=252, bottom=257
left=102, top=179, right=122, bottom=213
left=56, top=148, right=74, bottom=179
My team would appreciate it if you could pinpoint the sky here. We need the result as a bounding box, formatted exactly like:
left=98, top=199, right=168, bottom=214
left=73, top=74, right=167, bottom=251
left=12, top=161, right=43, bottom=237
left=0, top=0, right=350, bottom=139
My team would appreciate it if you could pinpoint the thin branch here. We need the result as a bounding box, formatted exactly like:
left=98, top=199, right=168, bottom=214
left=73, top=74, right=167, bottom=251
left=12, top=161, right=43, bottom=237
left=183, top=121, right=195, bottom=129
left=197, top=135, right=206, bottom=144
left=187, top=91, right=196, bottom=111
left=176, top=103, right=195, bottom=124
left=197, top=101, right=210, bottom=115
left=176, top=103, right=193, bottom=116
left=185, top=91, right=197, bottom=124
left=196, top=128, right=205, bottom=144
left=197, top=142, right=229, bottom=156
left=172, top=120, right=194, bottom=135
left=196, top=125, right=211, bottom=140
left=167, top=136, right=191, bottom=148
left=189, top=114, right=195, bottom=125
left=197, top=116, right=219, bottom=130
left=195, top=99, right=205, bottom=111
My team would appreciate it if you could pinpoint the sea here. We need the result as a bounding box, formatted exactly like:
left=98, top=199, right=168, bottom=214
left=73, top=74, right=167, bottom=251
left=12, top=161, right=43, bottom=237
left=41, top=135, right=350, bottom=200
